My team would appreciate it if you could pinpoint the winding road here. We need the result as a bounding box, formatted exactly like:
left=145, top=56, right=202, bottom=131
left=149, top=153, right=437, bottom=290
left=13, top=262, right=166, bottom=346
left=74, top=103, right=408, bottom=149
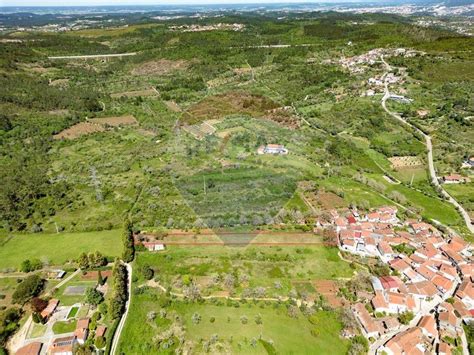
left=380, top=56, right=474, bottom=234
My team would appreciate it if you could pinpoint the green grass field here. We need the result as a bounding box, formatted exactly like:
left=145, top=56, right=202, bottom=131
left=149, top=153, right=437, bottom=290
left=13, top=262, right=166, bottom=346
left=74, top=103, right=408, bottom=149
left=135, top=245, right=353, bottom=298
left=53, top=319, right=77, bottom=334
left=118, top=288, right=349, bottom=354
left=0, top=230, right=122, bottom=270
left=28, top=323, right=47, bottom=339
left=67, top=306, right=79, bottom=319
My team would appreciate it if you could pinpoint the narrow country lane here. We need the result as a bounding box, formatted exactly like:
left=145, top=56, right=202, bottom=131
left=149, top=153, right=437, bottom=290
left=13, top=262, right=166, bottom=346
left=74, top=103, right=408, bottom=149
left=380, top=56, right=474, bottom=234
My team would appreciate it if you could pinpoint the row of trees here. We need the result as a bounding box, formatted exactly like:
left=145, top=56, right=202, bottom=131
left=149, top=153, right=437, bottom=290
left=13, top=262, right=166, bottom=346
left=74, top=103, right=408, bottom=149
left=77, top=251, right=108, bottom=270
left=122, top=221, right=135, bottom=263
left=108, top=261, right=128, bottom=320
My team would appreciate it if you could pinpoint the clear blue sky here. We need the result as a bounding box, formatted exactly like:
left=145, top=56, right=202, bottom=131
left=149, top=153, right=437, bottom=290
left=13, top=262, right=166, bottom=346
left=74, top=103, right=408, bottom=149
left=2, top=0, right=360, bottom=7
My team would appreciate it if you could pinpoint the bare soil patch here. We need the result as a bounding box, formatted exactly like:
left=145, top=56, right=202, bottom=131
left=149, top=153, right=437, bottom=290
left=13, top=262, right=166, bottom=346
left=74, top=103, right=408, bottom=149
left=89, top=115, right=138, bottom=127
left=264, top=106, right=300, bottom=129
left=313, top=280, right=344, bottom=308
left=53, top=122, right=105, bottom=140
left=181, top=91, right=281, bottom=125
left=131, top=59, right=189, bottom=76
left=54, top=115, right=138, bottom=140
left=388, top=156, right=423, bottom=169
left=110, top=89, right=158, bottom=98
left=81, top=270, right=112, bottom=281
left=304, top=190, right=346, bottom=210
left=164, top=100, right=182, bottom=112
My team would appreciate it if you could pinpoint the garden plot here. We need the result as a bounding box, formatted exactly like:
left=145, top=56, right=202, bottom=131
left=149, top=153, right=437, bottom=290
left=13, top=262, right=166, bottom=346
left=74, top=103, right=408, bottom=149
left=313, top=280, right=345, bottom=308
left=182, top=120, right=217, bottom=140
left=63, top=285, right=88, bottom=296
left=303, top=189, right=346, bottom=211
left=388, top=156, right=423, bottom=169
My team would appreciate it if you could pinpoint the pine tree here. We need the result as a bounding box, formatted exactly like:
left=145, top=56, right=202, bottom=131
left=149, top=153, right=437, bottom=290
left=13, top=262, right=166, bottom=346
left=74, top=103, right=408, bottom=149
left=121, top=220, right=135, bottom=263
left=97, top=270, right=105, bottom=286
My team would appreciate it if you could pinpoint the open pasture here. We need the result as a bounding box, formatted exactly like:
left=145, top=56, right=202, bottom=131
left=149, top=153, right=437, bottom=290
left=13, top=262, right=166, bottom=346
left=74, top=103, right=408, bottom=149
left=0, top=230, right=121, bottom=270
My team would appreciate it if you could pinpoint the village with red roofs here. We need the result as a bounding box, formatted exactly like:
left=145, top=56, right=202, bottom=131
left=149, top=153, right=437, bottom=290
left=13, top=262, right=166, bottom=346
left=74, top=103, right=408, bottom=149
left=333, top=205, right=473, bottom=354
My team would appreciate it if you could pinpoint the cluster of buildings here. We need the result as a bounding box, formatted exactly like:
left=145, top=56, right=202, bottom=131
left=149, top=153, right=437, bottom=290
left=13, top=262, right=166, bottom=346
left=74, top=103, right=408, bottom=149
left=332, top=206, right=473, bottom=354
left=339, top=48, right=420, bottom=74
left=16, top=299, right=107, bottom=355
left=48, top=318, right=95, bottom=355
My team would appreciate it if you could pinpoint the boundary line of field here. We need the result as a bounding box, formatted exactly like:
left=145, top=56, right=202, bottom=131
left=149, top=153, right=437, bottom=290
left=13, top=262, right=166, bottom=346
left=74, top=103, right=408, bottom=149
left=162, top=242, right=330, bottom=246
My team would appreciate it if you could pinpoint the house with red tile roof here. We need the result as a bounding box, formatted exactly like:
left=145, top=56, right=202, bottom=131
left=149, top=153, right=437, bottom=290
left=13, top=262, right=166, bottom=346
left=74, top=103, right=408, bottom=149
left=407, top=280, right=439, bottom=301
left=378, top=327, right=432, bottom=355
left=389, top=258, right=412, bottom=273
left=95, top=325, right=107, bottom=338
left=372, top=291, right=390, bottom=313
left=40, top=299, right=59, bottom=321
left=442, top=174, right=470, bottom=184
left=409, top=222, right=432, bottom=234
left=418, top=314, right=437, bottom=340
left=353, top=303, right=383, bottom=338
left=16, top=342, right=42, bottom=355
left=432, top=274, right=455, bottom=294
left=452, top=298, right=474, bottom=323
left=459, top=264, right=474, bottom=279
left=438, top=341, right=453, bottom=355
left=74, top=318, right=90, bottom=345
left=438, top=309, right=462, bottom=336
left=378, top=241, right=394, bottom=262
left=455, top=278, right=474, bottom=310
left=49, top=336, right=75, bottom=355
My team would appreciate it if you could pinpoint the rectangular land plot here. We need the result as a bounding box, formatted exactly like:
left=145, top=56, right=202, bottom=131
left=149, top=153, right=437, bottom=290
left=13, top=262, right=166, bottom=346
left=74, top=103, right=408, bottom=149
left=0, top=230, right=122, bottom=269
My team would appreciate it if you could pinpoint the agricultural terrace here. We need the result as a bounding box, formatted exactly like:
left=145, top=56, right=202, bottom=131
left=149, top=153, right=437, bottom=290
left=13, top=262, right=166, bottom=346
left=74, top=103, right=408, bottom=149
left=134, top=245, right=355, bottom=298
left=0, top=230, right=121, bottom=270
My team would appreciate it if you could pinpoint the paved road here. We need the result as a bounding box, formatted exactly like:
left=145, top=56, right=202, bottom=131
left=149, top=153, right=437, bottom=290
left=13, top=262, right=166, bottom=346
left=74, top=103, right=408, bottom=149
left=48, top=52, right=137, bottom=60
left=380, top=56, right=474, bottom=234
left=110, top=263, right=132, bottom=355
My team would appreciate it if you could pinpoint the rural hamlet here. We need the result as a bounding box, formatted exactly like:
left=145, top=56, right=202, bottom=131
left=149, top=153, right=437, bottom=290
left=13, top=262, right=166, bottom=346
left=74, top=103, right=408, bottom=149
left=0, top=1, right=473, bottom=355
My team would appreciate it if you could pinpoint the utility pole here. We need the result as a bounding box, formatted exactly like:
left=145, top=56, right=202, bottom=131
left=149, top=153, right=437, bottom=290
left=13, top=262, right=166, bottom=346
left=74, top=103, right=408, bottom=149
left=410, top=173, right=414, bottom=187
left=203, top=176, right=206, bottom=195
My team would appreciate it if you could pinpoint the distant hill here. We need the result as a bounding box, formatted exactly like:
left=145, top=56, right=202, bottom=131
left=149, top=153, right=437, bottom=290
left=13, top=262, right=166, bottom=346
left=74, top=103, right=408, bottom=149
left=443, top=0, right=473, bottom=6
